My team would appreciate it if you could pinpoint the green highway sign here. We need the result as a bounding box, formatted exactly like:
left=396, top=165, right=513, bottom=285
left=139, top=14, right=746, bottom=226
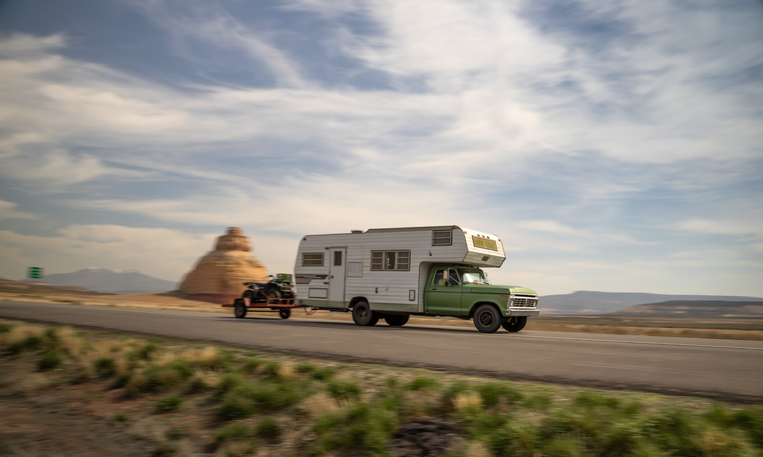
left=27, top=267, right=44, bottom=279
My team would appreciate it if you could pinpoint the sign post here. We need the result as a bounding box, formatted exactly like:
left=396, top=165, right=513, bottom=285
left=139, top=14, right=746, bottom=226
left=27, top=267, right=44, bottom=280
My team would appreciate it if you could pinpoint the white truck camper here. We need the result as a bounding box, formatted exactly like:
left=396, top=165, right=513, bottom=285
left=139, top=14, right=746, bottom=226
left=294, top=225, right=539, bottom=333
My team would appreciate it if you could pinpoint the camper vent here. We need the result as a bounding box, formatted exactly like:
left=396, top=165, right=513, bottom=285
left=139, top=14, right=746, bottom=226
left=432, top=230, right=452, bottom=246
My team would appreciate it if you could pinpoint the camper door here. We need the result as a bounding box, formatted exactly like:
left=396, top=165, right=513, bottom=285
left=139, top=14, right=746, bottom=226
left=328, top=247, right=346, bottom=305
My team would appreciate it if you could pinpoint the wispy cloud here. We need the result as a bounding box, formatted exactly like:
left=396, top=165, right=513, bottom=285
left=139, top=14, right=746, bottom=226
left=0, top=201, right=36, bottom=220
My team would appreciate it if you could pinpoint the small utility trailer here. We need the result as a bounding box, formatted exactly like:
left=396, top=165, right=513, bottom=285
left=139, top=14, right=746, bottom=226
left=222, top=274, right=303, bottom=319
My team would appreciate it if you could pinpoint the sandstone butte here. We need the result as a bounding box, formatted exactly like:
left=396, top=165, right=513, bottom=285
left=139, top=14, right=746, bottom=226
left=179, top=227, right=269, bottom=303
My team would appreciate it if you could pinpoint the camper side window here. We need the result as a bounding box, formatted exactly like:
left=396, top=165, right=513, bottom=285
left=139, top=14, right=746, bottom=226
left=302, top=253, right=324, bottom=266
left=432, top=230, right=452, bottom=246
left=370, top=250, right=410, bottom=271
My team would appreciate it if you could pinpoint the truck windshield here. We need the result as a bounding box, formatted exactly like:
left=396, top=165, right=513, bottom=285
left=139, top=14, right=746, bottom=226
left=461, top=270, right=490, bottom=285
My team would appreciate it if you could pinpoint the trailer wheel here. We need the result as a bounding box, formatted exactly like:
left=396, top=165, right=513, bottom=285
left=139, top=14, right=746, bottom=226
left=501, top=316, right=527, bottom=332
left=279, top=309, right=291, bottom=319
left=385, top=314, right=409, bottom=327
left=352, top=301, right=378, bottom=326
left=234, top=300, right=247, bottom=319
left=473, top=304, right=501, bottom=333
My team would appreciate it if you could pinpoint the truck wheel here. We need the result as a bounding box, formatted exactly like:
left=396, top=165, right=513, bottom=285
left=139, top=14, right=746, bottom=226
left=234, top=299, right=247, bottom=319
left=385, top=314, right=410, bottom=327
left=473, top=304, right=502, bottom=333
left=352, top=301, right=378, bottom=326
left=502, top=316, right=527, bottom=332
left=279, top=309, right=291, bottom=319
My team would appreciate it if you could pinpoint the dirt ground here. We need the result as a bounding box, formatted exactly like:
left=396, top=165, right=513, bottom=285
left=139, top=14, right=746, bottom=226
left=2, top=288, right=763, bottom=341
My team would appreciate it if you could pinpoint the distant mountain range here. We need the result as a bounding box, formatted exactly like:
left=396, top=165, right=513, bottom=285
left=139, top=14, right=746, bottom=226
left=43, top=268, right=177, bottom=295
left=614, top=300, right=763, bottom=318
left=540, top=291, right=763, bottom=315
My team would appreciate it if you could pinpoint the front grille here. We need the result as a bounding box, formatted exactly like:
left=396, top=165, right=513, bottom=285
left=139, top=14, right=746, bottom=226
left=512, top=298, right=538, bottom=308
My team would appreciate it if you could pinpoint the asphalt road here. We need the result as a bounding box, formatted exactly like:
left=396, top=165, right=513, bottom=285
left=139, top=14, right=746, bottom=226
left=2, top=301, right=762, bottom=402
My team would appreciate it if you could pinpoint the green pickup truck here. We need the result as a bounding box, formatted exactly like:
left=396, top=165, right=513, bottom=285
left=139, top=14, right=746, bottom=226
left=424, top=264, right=539, bottom=333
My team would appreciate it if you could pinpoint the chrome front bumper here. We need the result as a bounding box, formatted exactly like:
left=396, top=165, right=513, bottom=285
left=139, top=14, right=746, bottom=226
left=507, top=308, right=540, bottom=316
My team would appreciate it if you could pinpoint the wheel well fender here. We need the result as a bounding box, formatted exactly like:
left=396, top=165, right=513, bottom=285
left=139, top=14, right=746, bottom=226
left=349, top=297, right=369, bottom=309
left=468, top=302, right=503, bottom=319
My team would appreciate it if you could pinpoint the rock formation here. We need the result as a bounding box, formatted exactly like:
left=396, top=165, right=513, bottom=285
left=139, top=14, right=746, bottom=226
left=179, top=227, right=269, bottom=303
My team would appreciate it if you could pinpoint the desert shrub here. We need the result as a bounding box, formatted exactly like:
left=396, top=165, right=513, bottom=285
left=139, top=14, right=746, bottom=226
left=217, top=393, right=256, bottom=420
left=113, top=412, right=129, bottom=422
left=296, top=363, right=316, bottom=373
left=144, top=366, right=182, bottom=391
left=181, top=346, right=222, bottom=369
left=574, top=391, right=621, bottom=409
left=151, top=441, right=178, bottom=457
left=263, top=361, right=281, bottom=377
left=184, top=375, right=209, bottom=394
left=310, top=367, right=336, bottom=381
left=406, top=376, right=439, bottom=391
left=327, top=380, right=362, bottom=402
left=7, top=335, right=43, bottom=354
left=165, top=359, right=194, bottom=378
left=215, top=422, right=252, bottom=444
left=129, top=342, right=157, bottom=360
left=0, top=322, right=12, bottom=334
left=642, top=407, right=700, bottom=454
left=215, top=373, right=242, bottom=399
left=94, top=357, right=117, bottom=377
left=730, top=406, right=763, bottom=448
left=37, top=351, right=62, bottom=371
left=165, top=425, right=190, bottom=440
left=70, top=370, right=93, bottom=384
left=44, top=327, right=60, bottom=341
left=489, top=420, right=541, bottom=456
left=232, top=380, right=302, bottom=411
left=254, top=417, right=280, bottom=439
left=476, top=382, right=523, bottom=408
left=314, top=412, right=345, bottom=435
left=112, top=373, right=132, bottom=389
left=242, top=358, right=262, bottom=373
left=543, top=435, right=586, bottom=457
left=155, top=395, right=183, bottom=413
left=314, top=401, right=400, bottom=456
left=521, top=394, right=554, bottom=411
left=442, top=381, right=471, bottom=410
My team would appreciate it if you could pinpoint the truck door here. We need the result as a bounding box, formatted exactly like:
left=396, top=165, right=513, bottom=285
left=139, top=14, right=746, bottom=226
left=328, top=248, right=347, bottom=306
left=425, top=267, right=462, bottom=315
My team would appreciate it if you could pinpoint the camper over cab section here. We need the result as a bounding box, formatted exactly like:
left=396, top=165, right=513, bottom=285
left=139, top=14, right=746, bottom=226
left=294, top=225, right=539, bottom=333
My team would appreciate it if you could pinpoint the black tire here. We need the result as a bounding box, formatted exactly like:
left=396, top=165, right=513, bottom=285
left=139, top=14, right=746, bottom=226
left=267, top=289, right=282, bottom=301
left=352, top=301, right=378, bottom=326
left=234, top=299, right=247, bottom=319
left=278, top=309, right=291, bottom=319
left=502, top=316, right=527, bottom=332
left=385, top=314, right=410, bottom=327
left=473, top=304, right=502, bottom=333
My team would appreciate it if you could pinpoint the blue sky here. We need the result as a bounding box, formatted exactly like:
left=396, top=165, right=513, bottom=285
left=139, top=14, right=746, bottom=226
left=0, top=0, right=761, bottom=296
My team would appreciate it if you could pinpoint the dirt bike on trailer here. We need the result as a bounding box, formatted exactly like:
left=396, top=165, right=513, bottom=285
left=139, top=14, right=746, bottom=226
left=226, top=274, right=299, bottom=319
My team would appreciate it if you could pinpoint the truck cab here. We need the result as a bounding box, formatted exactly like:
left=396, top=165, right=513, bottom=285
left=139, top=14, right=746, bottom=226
left=425, top=264, right=539, bottom=332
